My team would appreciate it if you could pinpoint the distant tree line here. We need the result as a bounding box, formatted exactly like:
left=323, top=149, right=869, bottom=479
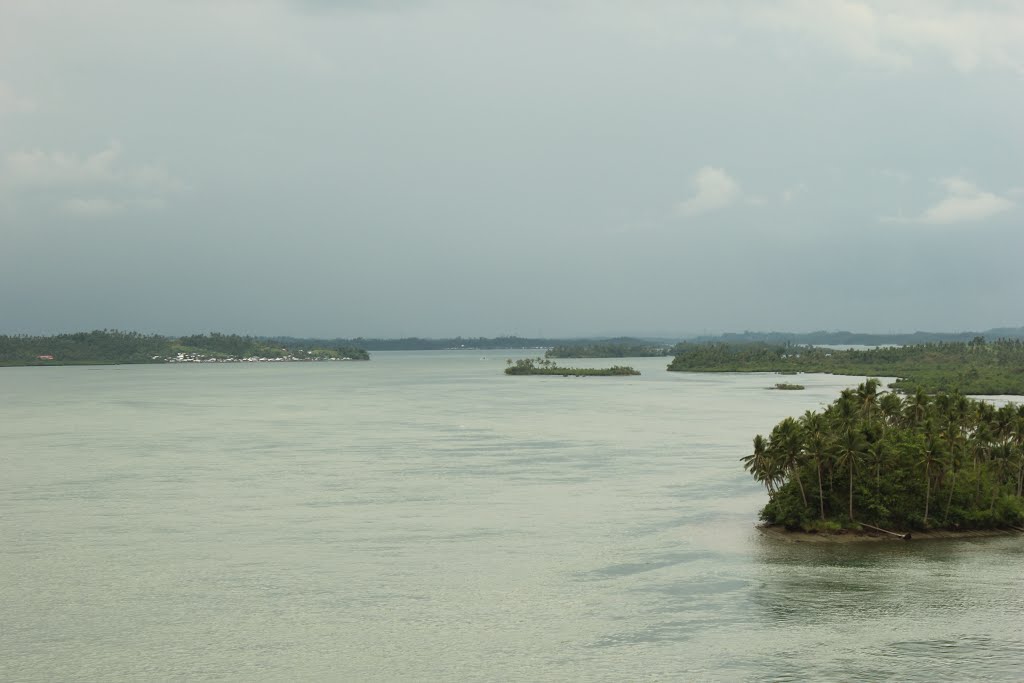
left=667, top=338, right=1024, bottom=395
left=0, top=330, right=169, bottom=365
left=546, top=339, right=673, bottom=358
left=688, top=326, right=1024, bottom=346
left=272, top=335, right=678, bottom=352
left=266, top=335, right=557, bottom=351
left=0, top=330, right=369, bottom=365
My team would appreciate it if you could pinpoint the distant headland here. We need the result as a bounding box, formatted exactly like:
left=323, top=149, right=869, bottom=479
left=0, top=331, right=369, bottom=366
left=667, top=337, right=1024, bottom=395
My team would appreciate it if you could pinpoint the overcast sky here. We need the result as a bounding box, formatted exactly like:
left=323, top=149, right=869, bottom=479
left=1, top=1, right=1022, bottom=338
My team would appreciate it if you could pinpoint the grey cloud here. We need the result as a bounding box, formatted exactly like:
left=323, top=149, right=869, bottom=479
left=751, top=1, right=1024, bottom=74
left=2, top=142, right=184, bottom=217
left=0, top=1, right=1022, bottom=336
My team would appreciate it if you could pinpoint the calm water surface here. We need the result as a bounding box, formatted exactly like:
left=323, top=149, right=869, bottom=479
left=2, top=352, right=1022, bottom=681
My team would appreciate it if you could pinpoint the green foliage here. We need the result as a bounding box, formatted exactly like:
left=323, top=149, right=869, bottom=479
left=771, top=383, right=805, bottom=390
left=546, top=340, right=672, bottom=358
left=668, top=338, right=1024, bottom=395
left=0, top=330, right=168, bottom=365
left=801, top=519, right=845, bottom=533
left=0, top=330, right=369, bottom=365
left=504, top=357, right=640, bottom=377
left=746, top=381, right=1024, bottom=531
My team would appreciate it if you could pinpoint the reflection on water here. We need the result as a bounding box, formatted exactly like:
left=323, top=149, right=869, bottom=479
left=2, top=353, right=1021, bottom=681
left=748, top=534, right=1024, bottom=680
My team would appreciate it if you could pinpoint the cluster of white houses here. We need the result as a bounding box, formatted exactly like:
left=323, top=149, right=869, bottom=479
left=156, top=351, right=357, bottom=363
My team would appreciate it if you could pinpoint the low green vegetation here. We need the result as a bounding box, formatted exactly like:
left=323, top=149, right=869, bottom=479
left=0, top=330, right=369, bottom=366
left=546, top=340, right=672, bottom=358
left=505, top=357, right=640, bottom=377
left=668, top=337, right=1024, bottom=395
left=745, top=379, right=1024, bottom=532
left=771, top=383, right=805, bottom=390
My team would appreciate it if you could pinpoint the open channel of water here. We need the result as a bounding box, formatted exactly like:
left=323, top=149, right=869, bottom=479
left=2, top=352, right=1022, bottom=680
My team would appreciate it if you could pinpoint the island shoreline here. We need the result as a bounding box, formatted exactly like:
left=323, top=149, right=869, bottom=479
left=757, top=524, right=1024, bottom=543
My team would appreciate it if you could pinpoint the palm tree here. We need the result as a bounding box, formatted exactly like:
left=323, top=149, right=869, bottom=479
left=770, top=417, right=808, bottom=509
left=907, top=387, right=930, bottom=427
left=920, top=421, right=945, bottom=525
left=879, top=391, right=904, bottom=428
left=971, top=418, right=996, bottom=504
left=833, top=426, right=867, bottom=521
left=1010, top=405, right=1024, bottom=497
left=953, top=392, right=973, bottom=430
left=994, top=404, right=1016, bottom=445
left=801, top=410, right=831, bottom=520
left=934, top=392, right=972, bottom=524
left=857, top=378, right=881, bottom=423
left=989, top=442, right=1013, bottom=513
left=865, top=434, right=887, bottom=495
left=934, top=392, right=954, bottom=426
left=940, top=440, right=962, bottom=526
left=741, top=434, right=776, bottom=496
left=746, top=385, right=1024, bottom=530
left=834, top=391, right=859, bottom=424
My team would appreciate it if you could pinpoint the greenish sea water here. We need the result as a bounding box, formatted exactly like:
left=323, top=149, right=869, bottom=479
left=2, top=352, right=1022, bottom=681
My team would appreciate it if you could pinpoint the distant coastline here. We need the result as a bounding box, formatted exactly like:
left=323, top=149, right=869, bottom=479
left=5, top=327, right=1024, bottom=379
left=0, top=331, right=369, bottom=367
left=160, top=352, right=366, bottom=364
left=668, top=338, right=1024, bottom=395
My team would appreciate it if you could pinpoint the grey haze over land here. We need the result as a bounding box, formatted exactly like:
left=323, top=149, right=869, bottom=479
left=1, top=1, right=1022, bottom=338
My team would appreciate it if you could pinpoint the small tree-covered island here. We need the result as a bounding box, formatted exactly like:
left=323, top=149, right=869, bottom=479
left=747, top=379, right=1024, bottom=535
left=505, top=357, right=640, bottom=377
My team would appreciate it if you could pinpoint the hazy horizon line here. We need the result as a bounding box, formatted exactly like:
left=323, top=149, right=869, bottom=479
left=4, top=325, right=1022, bottom=340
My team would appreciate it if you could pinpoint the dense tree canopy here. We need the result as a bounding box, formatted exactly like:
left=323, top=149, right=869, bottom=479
left=748, top=380, right=1024, bottom=531
left=505, top=357, right=640, bottom=376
